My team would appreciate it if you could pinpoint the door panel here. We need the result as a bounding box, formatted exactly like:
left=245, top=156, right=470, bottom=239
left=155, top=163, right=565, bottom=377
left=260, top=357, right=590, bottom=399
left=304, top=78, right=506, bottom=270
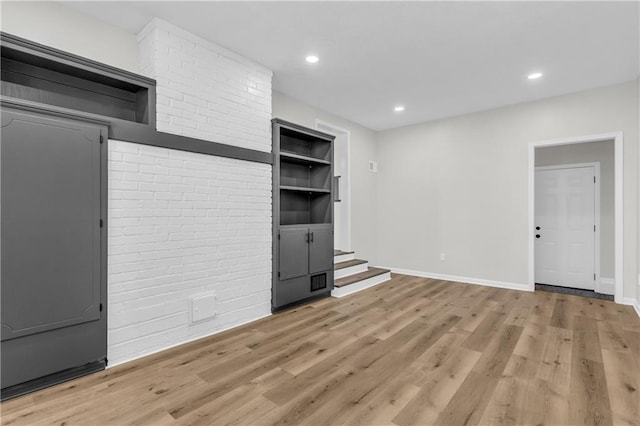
left=535, top=166, right=595, bottom=290
left=1, top=112, right=101, bottom=341
left=309, top=226, right=333, bottom=274
left=1, top=108, right=106, bottom=391
left=279, top=227, right=309, bottom=280
left=333, top=133, right=348, bottom=251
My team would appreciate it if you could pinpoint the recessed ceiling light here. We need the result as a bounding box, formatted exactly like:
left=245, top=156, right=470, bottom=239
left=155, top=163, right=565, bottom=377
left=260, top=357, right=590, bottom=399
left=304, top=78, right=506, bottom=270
left=528, top=72, right=543, bottom=80
left=394, top=106, right=405, bottom=112
left=305, top=55, right=319, bottom=64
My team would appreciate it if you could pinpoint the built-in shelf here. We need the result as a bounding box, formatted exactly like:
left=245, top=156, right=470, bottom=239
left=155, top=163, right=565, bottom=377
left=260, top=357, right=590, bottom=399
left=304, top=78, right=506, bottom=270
left=273, top=119, right=335, bottom=310
left=280, top=151, right=331, bottom=166
left=280, top=186, right=331, bottom=194
left=1, top=32, right=155, bottom=127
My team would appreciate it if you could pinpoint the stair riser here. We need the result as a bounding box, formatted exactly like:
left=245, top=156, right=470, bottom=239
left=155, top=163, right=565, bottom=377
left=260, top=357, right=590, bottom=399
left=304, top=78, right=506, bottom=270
left=334, top=253, right=356, bottom=263
left=334, top=263, right=368, bottom=279
left=332, top=272, right=391, bottom=298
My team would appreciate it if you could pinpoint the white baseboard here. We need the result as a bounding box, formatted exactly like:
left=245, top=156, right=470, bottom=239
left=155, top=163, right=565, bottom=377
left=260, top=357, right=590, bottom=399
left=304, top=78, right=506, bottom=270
left=107, top=312, right=272, bottom=369
left=597, top=277, right=615, bottom=295
left=381, top=267, right=532, bottom=293
left=620, top=297, right=640, bottom=318
left=332, top=271, right=391, bottom=298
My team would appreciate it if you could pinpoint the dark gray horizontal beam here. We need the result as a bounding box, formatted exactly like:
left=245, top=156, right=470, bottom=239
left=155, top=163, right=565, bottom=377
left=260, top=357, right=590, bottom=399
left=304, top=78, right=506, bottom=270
left=1, top=97, right=273, bottom=165
left=110, top=121, right=273, bottom=164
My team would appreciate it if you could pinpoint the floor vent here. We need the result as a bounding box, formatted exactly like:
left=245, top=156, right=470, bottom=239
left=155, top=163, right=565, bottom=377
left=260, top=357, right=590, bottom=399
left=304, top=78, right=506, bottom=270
left=310, top=273, right=327, bottom=292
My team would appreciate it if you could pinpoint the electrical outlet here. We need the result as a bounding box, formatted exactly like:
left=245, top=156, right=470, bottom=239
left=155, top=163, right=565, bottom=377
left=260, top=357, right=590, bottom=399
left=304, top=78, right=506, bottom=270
left=440, top=253, right=446, bottom=261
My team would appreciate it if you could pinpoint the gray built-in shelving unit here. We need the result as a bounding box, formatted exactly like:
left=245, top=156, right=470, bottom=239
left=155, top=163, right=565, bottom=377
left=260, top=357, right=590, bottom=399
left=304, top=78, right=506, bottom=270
left=0, top=32, right=271, bottom=401
left=272, top=119, right=335, bottom=310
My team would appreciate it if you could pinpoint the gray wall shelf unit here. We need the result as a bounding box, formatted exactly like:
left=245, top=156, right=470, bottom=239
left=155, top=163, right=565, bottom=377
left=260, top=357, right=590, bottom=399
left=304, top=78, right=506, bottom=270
left=1, top=32, right=155, bottom=127
left=1, top=32, right=272, bottom=165
left=272, top=119, right=335, bottom=310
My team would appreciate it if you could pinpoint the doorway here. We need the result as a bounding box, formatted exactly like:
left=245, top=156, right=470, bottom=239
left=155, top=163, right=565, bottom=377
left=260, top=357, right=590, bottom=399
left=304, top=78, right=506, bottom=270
left=534, top=163, right=599, bottom=291
left=528, top=132, right=623, bottom=303
left=315, top=119, right=351, bottom=251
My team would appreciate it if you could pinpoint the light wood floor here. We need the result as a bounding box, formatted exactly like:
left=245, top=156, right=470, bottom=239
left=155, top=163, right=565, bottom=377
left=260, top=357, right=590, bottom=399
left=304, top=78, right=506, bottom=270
left=2, top=274, right=639, bottom=425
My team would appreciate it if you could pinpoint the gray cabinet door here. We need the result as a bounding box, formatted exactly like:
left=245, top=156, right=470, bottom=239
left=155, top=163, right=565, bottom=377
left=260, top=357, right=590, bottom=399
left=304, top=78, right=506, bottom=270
left=1, top=108, right=107, bottom=394
left=279, top=227, right=309, bottom=280
left=1, top=110, right=102, bottom=342
left=309, top=226, right=333, bottom=274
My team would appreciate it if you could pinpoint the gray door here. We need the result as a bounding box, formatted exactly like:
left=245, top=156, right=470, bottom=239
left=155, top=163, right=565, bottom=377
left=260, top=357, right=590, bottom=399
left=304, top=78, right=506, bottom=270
left=1, top=108, right=106, bottom=390
left=309, top=226, right=333, bottom=274
left=279, top=227, right=309, bottom=280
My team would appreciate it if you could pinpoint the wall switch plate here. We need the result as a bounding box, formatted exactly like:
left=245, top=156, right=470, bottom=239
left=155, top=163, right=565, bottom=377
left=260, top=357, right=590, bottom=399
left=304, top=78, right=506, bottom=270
left=191, top=294, right=216, bottom=322
left=368, top=160, right=378, bottom=172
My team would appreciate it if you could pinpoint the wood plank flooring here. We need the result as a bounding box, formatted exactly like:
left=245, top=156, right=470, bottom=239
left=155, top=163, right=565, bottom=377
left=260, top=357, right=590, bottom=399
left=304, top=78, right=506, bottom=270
left=2, top=274, right=639, bottom=425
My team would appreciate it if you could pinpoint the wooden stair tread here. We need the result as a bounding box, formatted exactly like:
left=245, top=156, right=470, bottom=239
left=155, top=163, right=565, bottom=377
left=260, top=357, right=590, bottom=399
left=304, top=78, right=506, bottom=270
left=335, top=259, right=367, bottom=270
left=334, top=267, right=390, bottom=287
left=334, top=250, right=355, bottom=256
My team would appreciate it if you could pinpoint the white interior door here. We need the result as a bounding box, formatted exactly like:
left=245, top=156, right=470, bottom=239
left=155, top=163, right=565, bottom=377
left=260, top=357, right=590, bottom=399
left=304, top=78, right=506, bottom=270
left=316, top=120, right=351, bottom=252
left=333, top=133, right=349, bottom=251
left=535, top=166, right=596, bottom=290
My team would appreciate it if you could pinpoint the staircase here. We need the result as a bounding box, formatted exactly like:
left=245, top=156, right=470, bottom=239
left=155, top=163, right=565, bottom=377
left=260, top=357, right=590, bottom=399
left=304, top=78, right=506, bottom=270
left=332, top=250, right=391, bottom=298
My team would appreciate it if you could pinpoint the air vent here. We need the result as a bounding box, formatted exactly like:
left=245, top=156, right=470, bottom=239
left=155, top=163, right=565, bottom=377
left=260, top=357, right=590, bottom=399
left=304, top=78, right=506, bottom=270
left=310, top=273, right=327, bottom=292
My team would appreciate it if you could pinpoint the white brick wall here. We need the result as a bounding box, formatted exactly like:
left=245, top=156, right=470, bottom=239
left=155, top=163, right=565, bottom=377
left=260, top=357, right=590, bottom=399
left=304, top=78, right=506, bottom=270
left=108, top=140, right=272, bottom=365
left=137, top=18, right=272, bottom=153
left=106, top=20, right=274, bottom=365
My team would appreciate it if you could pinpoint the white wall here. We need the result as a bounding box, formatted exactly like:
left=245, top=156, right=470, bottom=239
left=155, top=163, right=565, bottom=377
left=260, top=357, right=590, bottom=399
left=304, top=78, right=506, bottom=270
left=637, top=5, right=640, bottom=310
left=106, top=20, right=273, bottom=365
left=376, top=81, right=639, bottom=300
left=272, top=91, right=380, bottom=264
left=108, top=141, right=271, bottom=364
left=0, top=1, right=138, bottom=73
left=637, top=75, right=640, bottom=310
left=138, top=19, right=272, bottom=152
left=535, top=140, right=614, bottom=280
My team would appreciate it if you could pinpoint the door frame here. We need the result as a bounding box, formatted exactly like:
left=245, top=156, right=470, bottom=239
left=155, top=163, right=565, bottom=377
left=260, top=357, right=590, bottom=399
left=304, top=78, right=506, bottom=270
left=528, top=132, right=623, bottom=302
left=534, top=162, right=601, bottom=292
left=314, top=119, right=352, bottom=251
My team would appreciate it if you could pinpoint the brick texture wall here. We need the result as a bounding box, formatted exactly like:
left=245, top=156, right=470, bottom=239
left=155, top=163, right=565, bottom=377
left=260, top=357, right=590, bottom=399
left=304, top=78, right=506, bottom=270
left=107, top=19, right=273, bottom=366
left=108, top=140, right=272, bottom=364
left=137, top=18, right=272, bottom=153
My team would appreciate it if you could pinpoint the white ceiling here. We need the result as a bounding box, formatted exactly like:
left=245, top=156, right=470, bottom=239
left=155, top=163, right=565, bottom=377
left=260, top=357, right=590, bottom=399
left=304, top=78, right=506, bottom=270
left=65, top=1, right=639, bottom=131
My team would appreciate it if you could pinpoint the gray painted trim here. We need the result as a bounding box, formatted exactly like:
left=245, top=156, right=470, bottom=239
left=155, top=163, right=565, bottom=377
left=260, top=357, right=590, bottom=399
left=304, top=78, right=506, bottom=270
left=1, top=97, right=274, bottom=165
left=100, top=124, right=109, bottom=366
left=272, top=118, right=336, bottom=141
left=1, top=97, right=111, bottom=126
left=0, top=360, right=106, bottom=401
left=1, top=32, right=155, bottom=87
left=110, top=121, right=273, bottom=164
